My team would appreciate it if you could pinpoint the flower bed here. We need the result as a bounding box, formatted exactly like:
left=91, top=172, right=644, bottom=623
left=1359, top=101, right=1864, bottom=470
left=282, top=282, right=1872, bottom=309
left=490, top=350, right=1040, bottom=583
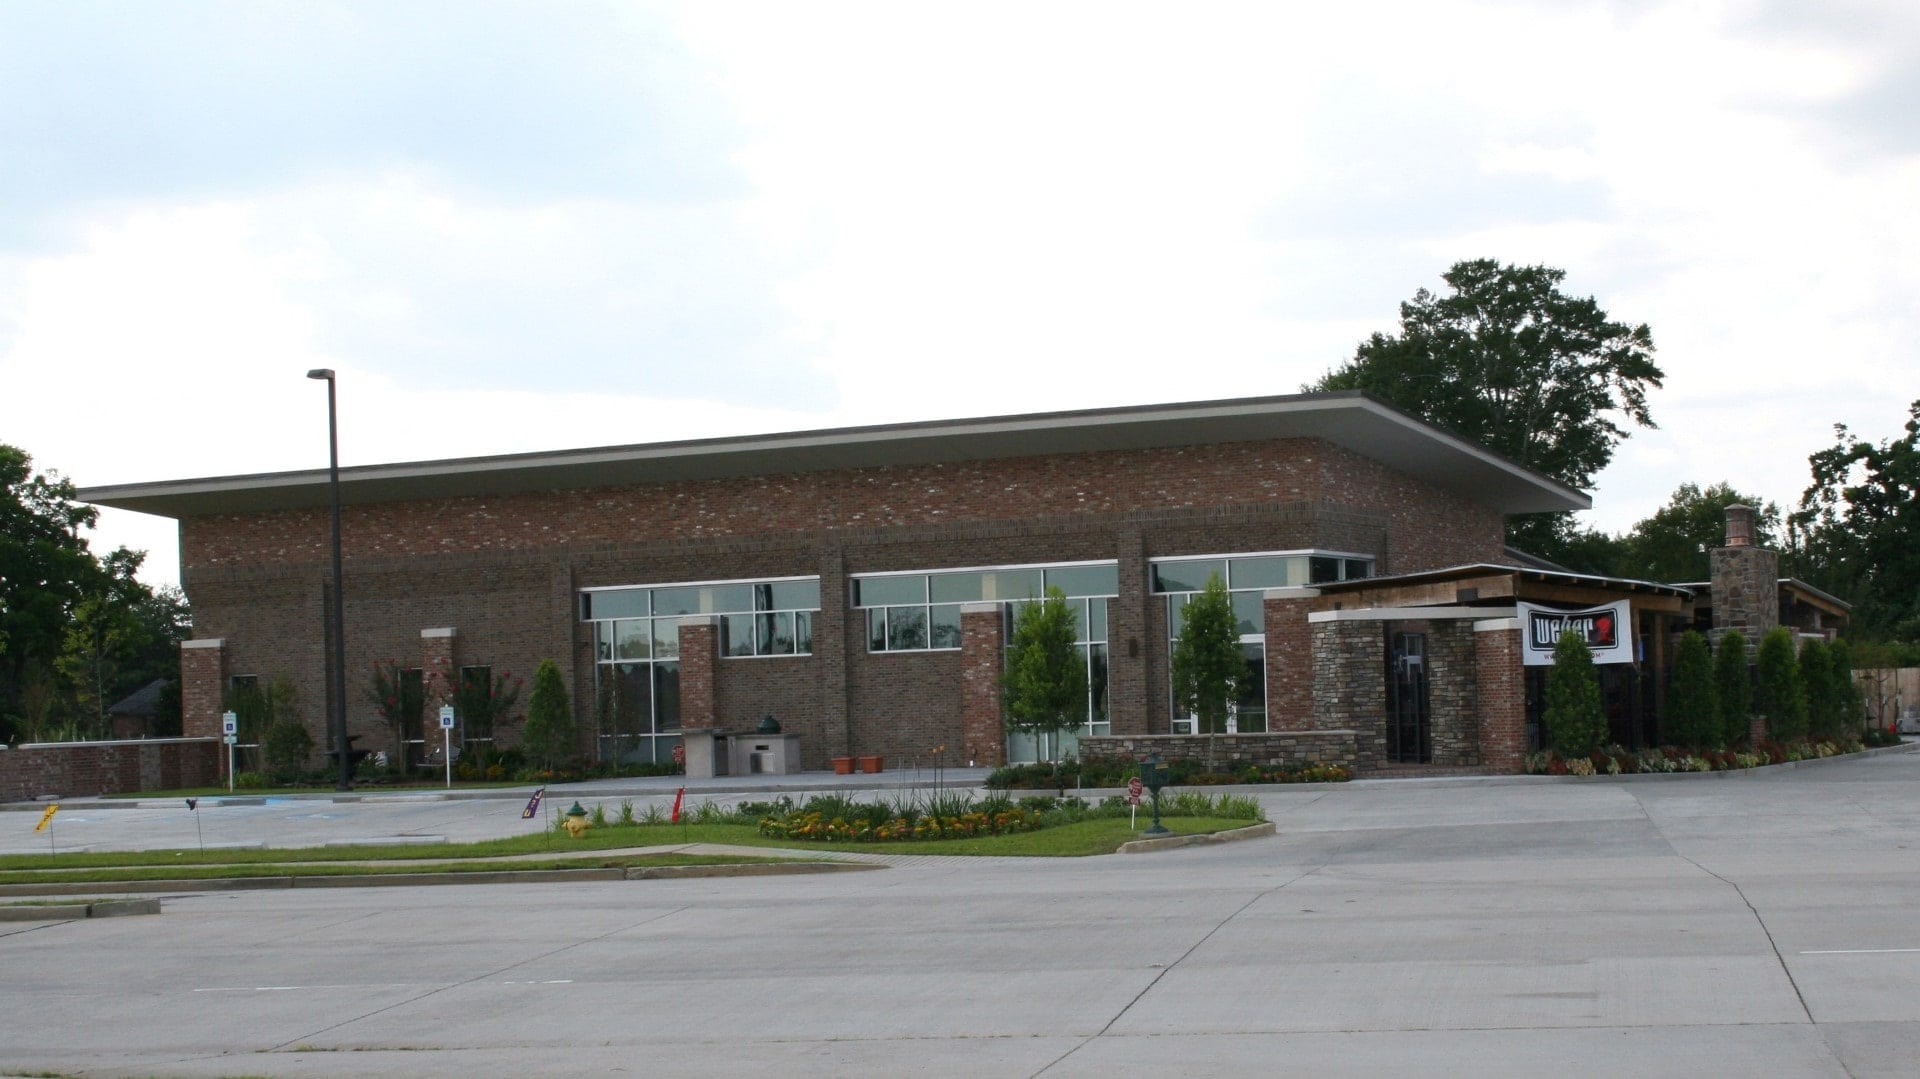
left=1524, top=737, right=1873, bottom=776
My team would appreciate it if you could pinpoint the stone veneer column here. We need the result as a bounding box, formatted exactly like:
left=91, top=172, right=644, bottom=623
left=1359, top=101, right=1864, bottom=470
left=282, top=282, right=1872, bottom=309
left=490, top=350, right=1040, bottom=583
left=1473, top=619, right=1527, bottom=773
left=1263, top=587, right=1320, bottom=732
left=1424, top=621, right=1479, bottom=766
left=959, top=602, right=1005, bottom=768
left=1709, top=504, right=1779, bottom=652
left=677, top=616, right=719, bottom=733
left=179, top=638, right=226, bottom=740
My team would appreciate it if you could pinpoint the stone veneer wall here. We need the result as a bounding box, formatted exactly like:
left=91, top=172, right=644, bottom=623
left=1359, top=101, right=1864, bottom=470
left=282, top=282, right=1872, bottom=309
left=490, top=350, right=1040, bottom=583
left=1709, top=546, right=1779, bottom=651
left=1311, top=620, right=1389, bottom=762
left=1425, top=620, right=1480, bottom=766
left=0, top=738, right=221, bottom=803
left=1079, top=731, right=1373, bottom=772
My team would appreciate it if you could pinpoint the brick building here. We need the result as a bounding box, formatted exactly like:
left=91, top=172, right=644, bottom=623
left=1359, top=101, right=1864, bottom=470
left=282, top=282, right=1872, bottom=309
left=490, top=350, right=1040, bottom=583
left=83, top=391, right=1688, bottom=776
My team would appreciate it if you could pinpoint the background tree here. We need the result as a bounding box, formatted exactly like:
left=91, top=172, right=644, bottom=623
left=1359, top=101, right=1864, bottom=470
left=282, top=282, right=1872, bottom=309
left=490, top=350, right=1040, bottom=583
left=1713, top=632, right=1753, bottom=747
left=1665, top=630, right=1718, bottom=747
left=520, top=658, right=575, bottom=772
left=1827, top=639, right=1863, bottom=735
left=1002, top=587, right=1089, bottom=777
left=1754, top=627, right=1806, bottom=741
left=1798, top=639, right=1838, bottom=741
left=1311, top=259, right=1662, bottom=563
left=1169, top=575, right=1242, bottom=738
left=0, top=444, right=101, bottom=737
left=1543, top=630, right=1607, bottom=757
left=1620, top=483, right=1781, bottom=583
left=1792, top=400, right=1920, bottom=640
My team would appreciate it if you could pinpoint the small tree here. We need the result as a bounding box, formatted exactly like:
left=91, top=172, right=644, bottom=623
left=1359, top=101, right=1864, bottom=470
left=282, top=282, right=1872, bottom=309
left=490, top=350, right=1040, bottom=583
left=1170, top=574, right=1242, bottom=738
left=521, top=658, right=575, bottom=772
left=1665, top=630, right=1717, bottom=748
left=1755, top=626, right=1806, bottom=741
left=1544, top=630, right=1607, bottom=757
left=1799, top=639, right=1837, bottom=741
left=262, top=718, right=313, bottom=782
left=1828, top=638, right=1864, bottom=735
left=1713, top=632, right=1753, bottom=747
left=366, top=660, right=426, bottom=770
left=1003, top=587, right=1088, bottom=787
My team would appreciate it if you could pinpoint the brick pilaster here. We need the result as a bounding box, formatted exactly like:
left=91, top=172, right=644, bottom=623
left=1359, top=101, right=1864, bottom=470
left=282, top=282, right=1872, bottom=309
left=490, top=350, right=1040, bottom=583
left=1108, top=530, right=1149, bottom=735
left=1263, top=588, right=1319, bottom=732
left=959, top=603, right=1005, bottom=767
left=180, top=638, right=226, bottom=740
left=1474, top=621, right=1526, bottom=773
left=678, top=616, right=718, bottom=732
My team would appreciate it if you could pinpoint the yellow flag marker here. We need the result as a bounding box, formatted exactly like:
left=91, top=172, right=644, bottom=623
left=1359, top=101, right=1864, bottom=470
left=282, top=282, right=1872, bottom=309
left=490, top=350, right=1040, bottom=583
left=33, top=804, right=58, bottom=833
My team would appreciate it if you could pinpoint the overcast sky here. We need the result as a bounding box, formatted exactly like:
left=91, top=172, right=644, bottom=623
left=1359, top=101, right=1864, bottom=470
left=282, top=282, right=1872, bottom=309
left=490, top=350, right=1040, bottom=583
left=2, top=0, right=1914, bottom=591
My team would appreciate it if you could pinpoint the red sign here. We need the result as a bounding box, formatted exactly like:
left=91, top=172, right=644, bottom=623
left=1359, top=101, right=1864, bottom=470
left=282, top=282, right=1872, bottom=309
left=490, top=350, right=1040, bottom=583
left=671, top=743, right=686, bottom=765
left=1127, top=777, right=1143, bottom=805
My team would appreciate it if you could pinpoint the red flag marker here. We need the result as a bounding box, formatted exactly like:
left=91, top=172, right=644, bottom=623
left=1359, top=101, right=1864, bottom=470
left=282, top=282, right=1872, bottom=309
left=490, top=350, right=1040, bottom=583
left=670, top=787, right=685, bottom=823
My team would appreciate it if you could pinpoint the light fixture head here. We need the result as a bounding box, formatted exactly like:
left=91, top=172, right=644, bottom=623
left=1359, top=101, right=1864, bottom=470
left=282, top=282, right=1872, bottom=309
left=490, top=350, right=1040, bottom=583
left=306, top=368, right=335, bottom=380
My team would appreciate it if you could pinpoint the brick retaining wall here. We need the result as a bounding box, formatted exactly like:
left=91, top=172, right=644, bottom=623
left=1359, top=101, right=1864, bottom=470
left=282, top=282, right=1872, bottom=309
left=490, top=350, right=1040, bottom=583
left=0, top=739, right=221, bottom=803
left=1079, top=731, right=1375, bottom=772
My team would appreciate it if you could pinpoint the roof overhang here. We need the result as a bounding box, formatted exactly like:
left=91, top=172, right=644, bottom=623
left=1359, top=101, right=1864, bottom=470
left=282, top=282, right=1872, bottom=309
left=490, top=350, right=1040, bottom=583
left=78, top=391, right=1591, bottom=520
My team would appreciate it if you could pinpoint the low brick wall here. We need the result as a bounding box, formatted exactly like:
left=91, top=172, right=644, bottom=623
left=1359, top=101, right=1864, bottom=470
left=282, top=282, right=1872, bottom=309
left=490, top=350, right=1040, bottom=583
left=1079, top=731, right=1378, bottom=773
left=0, top=738, right=221, bottom=802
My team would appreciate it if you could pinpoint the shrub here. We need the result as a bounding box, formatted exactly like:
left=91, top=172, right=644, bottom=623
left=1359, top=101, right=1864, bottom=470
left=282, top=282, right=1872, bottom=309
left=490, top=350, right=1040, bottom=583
left=261, top=720, right=313, bottom=782
left=520, top=659, right=575, bottom=771
left=1713, top=631, right=1753, bottom=746
left=1755, top=627, right=1807, bottom=741
left=1544, top=630, right=1607, bottom=757
left=1666, top=630, right=1718, bottom=747
left=1800, top=640, right=1839, bottom=741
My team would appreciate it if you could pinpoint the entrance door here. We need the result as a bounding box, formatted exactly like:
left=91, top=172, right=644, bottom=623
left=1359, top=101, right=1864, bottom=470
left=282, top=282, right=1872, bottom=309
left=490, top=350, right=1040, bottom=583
left=1387, top=632, right=1431, bottom=764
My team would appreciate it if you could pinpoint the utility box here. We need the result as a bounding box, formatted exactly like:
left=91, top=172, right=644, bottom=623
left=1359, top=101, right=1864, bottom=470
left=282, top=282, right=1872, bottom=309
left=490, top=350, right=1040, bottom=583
left=727, top=734, right=800, bottom=775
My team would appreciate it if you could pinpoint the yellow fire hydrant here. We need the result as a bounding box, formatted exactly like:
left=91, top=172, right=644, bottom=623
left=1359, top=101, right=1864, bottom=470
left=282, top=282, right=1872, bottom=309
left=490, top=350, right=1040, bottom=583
left=564, top=801, right=591, bottom=838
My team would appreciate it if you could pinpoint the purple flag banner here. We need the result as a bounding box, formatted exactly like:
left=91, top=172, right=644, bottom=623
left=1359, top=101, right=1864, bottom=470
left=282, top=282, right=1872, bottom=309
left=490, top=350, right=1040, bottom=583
left=521, top=787, right=546, bottom=820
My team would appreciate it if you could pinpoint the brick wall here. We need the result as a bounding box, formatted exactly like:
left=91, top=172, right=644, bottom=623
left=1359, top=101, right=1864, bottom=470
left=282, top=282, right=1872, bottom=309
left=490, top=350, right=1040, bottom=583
left=1, top=739, right=220, bottom=802
left=679, top=618, right=718, bottom=731
left=1474, top=624, right=1526, bottom=772
left=958, top=605, right=1004, bottom=768
left=180, top=639, right=225, bottom=740
left=1264, top=590, right=1318, bottom=732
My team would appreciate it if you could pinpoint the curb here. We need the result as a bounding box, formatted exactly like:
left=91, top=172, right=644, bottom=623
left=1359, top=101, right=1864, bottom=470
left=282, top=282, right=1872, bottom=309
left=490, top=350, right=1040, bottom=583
left=0, top=860, right=882, bottom=898
left=1116, top=821, right=1276, bottom=854
left=0, top=898, right=161, bottom=921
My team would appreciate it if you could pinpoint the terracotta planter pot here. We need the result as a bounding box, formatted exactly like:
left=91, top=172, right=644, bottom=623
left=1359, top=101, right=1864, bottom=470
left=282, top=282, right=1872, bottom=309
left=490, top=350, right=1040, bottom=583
left=832, top=756, right=855, bottom=775
left=857, top=755, right=884, bottom=774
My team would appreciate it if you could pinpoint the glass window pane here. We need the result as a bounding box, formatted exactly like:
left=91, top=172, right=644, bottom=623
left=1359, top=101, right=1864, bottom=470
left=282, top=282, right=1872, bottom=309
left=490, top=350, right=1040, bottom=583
left=613, top=663, right=650, bottom=736
left=927, top=571, right=984, bottom=604
left=760, top=612, right=794, bottom=655
left=1229, top=555, right=1302, bottom=591
left=705, top=584, right=752, bottom=613
left=794, top=611, right=813, bottom=654
left=888, top=606, right=929, bottom=650
left=583, top=588, right=648, bottom=621
left=767, top=579, right=820, bottom=611
left=1167, top=593, right=1190, bottom=639
left=1089, top=643, right=1109, bottom=727
left=982, top=568, right=1042, bottom=602
left=651, top=618, right=679, bottom=659
left=1232, top=592, right=1265, bottom=637
left=614, top=619, right=650, bottom=660
left=1344, top=558, right=1372, bottom=580
left=1236, top=643, right=1267, bottom=732
left=653, top=662, right=680, bottom=731
left=594, top=623, right=612, bottom=663
left=854, top=575, right=925, bottom=607
left=1087, top=598, right=1108, bottom=643
left=868, top=608, right=888, bottom=651
left=650, top=585, right=705, bottom=616
left=1309, top=556, right=1342, bottom=584
left=721, top=614, right=756, bottom=657
left=1045, top=563, right=1119, bottom=597
left=1153, top=559, right=1225, bottom=593
left=930, top=604, right=963, bottom=648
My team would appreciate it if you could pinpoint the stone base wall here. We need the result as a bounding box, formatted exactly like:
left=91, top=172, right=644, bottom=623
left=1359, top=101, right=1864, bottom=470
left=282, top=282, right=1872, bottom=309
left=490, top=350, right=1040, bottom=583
left=1079, top=731, right=1379, bottom=773
left=1426, top=621, right=1480, bottom=766
left=1, top=738, right=221, bottom=803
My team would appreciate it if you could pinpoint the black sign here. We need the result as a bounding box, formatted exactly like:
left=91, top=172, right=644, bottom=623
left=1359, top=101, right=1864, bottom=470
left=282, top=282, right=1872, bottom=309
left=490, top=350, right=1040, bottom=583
left=1528, top=608, right=1619, bottom=651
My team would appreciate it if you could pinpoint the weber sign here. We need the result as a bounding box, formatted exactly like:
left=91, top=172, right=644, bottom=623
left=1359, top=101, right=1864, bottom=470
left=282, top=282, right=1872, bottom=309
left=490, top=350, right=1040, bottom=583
left=1518, top=600, right=1632, bottom=667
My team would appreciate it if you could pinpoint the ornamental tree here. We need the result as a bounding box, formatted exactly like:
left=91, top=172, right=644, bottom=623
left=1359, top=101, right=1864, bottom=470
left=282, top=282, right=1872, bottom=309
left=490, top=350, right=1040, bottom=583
left=1713, top=631, right=1753, bottom=746
left=1169, top=574, right=1242, bottom=736
left=1544, top=630, right=1607, bottom=757
left=1798, top=639, right=1838, bottom=741
left=1665, top=630, right=1718, bottom=748
left=1003, top=586, right=1088, bottom=768
left=1755, top=627, right=1807, bottom=741
left=520, top=658, right=575, bottom=771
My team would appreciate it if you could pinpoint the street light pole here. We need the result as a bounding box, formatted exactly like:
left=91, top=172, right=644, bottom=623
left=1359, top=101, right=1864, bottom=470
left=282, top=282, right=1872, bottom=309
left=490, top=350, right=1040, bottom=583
left=307, top=369, right=353, bottom=791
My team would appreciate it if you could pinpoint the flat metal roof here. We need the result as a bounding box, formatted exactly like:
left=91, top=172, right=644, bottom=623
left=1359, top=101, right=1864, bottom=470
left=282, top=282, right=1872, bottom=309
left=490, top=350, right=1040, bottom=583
left=78, top=391, right=1590, bottom=519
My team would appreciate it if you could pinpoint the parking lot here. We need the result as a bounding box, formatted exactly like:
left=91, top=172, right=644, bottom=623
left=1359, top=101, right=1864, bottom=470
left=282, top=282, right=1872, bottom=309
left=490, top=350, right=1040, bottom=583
left=5, top=751, right=1920, bottom=1077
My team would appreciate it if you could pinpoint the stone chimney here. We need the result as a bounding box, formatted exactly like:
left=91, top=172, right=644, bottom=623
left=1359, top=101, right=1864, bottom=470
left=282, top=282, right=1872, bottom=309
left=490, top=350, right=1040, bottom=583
left=1709, top=504, right=1777, bottom=650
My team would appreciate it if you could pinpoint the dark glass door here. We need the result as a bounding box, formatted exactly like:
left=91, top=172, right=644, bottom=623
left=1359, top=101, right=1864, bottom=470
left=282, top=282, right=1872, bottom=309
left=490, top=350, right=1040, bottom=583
left=1388, top=632, right=1431, bottom=763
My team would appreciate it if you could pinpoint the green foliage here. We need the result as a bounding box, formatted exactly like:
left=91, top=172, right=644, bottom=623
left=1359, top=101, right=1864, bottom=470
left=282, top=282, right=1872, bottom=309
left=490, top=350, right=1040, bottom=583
left=1544, top=630, right=1607, bottom=756
left=262, top=720, right=314, bottom=781
left=519, top=659, right=575, bottom=770
left=1713, top=632, right=1753, bottom=746
left=1310, top=259, right=1662, bottom=561
left=1623, top=483, right=1781, bottom=584
left=1170, top=574, right=1242, bottom=733
left=366, top=659, right=426, bottom=764
left=442, top=665, right=523, bottom=742
left=1827, top=638, right=1864, bottom=733
left=1799, top=639, right=1839, bottom=740
left=1755, top=627, right=1807, bottom=741
left=1001, top=586, right=1088, bottom=756
left=1792, top=400, right=1920, bottom=641
left=1665, top=630, right=1718, bottom=747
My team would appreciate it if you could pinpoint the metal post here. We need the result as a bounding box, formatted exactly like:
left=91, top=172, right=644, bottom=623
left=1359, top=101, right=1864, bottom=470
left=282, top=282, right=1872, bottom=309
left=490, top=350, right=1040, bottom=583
left=309, top=369, right=352, bottom=791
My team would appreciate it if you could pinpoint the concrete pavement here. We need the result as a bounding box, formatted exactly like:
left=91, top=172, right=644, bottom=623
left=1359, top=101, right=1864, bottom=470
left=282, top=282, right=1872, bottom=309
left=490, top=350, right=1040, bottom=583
left=5, top=749, right=1920, bottom=1076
